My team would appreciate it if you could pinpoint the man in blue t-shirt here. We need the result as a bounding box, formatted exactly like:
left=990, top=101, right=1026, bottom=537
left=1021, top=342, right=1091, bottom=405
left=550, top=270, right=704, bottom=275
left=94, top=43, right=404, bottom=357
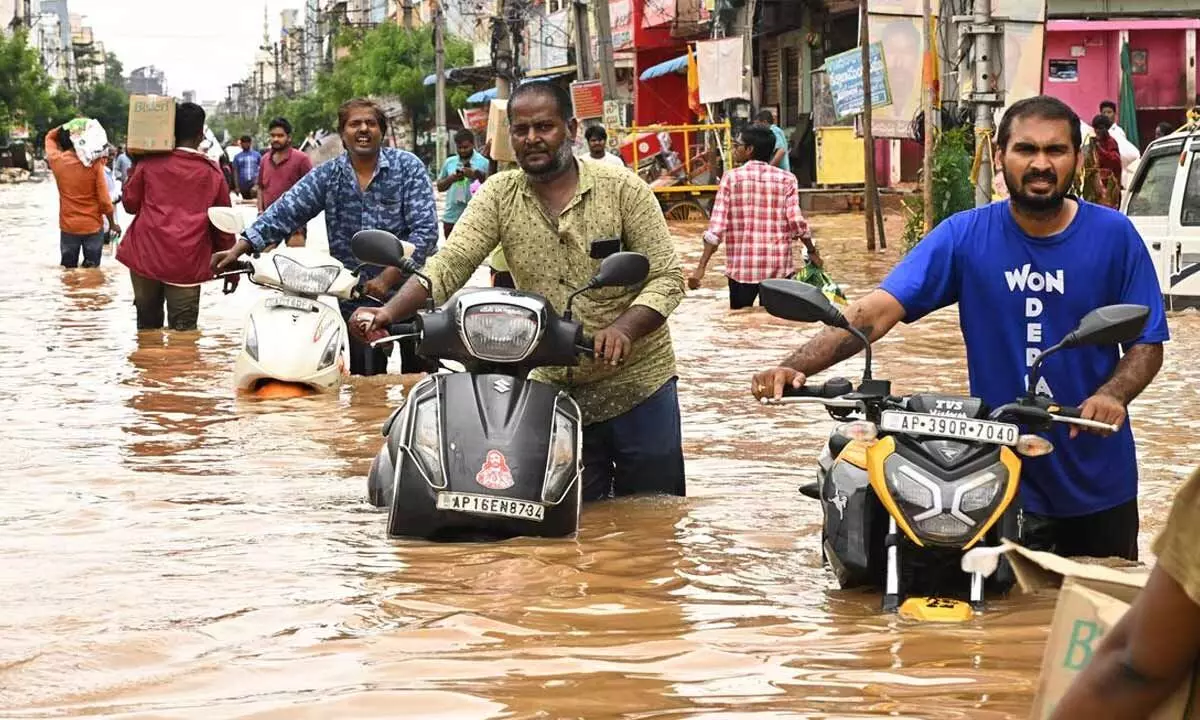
left=233, top=135, right=262, bottom=199
left=755, top=109, right=791, bottom=173
left=751, top=95, right=1168, bottom=561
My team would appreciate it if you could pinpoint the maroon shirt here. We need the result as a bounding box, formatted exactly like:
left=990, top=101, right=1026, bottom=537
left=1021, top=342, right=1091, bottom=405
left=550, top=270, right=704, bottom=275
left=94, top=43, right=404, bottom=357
left=117, top=149, right=236, bottom=285
left=258, top=147, right=314, bottom=210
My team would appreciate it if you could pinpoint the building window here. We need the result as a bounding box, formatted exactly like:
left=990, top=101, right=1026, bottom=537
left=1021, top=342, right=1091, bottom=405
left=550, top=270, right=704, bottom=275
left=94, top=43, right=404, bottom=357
left=1047, top=59, right=1078, bottom=83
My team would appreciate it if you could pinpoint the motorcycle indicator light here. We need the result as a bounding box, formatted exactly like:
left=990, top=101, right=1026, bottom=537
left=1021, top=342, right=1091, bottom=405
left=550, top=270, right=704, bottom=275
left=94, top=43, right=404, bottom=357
left=836, top=421, right=878, bottom=443
left=1016, top=434, right=1054, bottom=457
left=245, top=317, right=260, bottom=361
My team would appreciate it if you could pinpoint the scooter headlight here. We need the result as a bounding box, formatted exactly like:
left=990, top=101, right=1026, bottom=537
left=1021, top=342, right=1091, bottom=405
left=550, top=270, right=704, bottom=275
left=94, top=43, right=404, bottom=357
left=318, top=331, right=340, bottom=370
left=245, top=316, right=260, bottom=361
left=542, top=410, right=579, bottom=504
left=460, top=303, right=540, bottom=362
left=408, top=397, right=446, bottom=489
left=273, top=255, right=340, bottom=295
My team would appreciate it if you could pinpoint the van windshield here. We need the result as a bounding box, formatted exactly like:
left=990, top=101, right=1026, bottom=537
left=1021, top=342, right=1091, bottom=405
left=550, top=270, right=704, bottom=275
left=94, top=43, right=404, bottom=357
left=1127, top=143, right=1184, bottom=217
left=1183, top=151, right=1200, bottom=226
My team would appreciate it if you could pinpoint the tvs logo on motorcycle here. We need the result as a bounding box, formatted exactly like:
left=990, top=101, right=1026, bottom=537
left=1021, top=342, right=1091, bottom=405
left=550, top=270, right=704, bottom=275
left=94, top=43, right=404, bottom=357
left=476, top=449, right=515, bottom=490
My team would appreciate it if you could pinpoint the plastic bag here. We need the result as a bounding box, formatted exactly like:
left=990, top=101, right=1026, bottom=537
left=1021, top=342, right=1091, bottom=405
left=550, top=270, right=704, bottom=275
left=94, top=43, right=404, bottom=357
left=64, top=118, right=109, bottom=167
left=794, top=259, right=848, bottom=306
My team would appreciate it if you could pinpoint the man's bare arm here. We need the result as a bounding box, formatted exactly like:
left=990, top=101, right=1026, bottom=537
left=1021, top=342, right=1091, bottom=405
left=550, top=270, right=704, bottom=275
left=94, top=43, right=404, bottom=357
left=1052, top=566, right=1200, bottom=719
left=1098, top=344, right=1163, bottom=405
left=779, top=289, right=908, bottom=376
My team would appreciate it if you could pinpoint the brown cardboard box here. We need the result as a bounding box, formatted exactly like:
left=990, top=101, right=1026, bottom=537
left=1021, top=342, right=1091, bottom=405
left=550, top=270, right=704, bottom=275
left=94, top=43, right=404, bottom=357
left=1004, top=540, right=1200, bottom=719
left=486, top=99, right=514, bottom=163
left=127, top=95, right=176, bottom=152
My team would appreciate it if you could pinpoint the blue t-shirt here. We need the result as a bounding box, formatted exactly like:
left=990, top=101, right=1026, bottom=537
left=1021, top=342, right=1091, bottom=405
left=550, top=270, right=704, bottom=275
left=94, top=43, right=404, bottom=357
left=879, top=200, right=1169, bottom=517
left=770, top=125, right=791, bottom=173
left=234, top=149, right=262, bottom=189
left=438, top=151, right=490, bottom=223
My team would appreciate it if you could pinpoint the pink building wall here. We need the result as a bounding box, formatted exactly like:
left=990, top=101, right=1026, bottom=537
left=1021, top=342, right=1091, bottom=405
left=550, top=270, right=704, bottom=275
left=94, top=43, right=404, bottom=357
left=1043, top=30, right=1118, bottom=120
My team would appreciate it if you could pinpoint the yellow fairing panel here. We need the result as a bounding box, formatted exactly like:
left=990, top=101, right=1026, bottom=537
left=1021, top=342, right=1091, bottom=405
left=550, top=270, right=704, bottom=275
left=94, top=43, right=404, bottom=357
left=864, top=436, right=924, bottom=547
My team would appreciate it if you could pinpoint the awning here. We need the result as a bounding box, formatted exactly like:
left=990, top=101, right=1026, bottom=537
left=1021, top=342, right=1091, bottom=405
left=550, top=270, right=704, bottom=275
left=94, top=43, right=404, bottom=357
left=465, top=74, right=568, bottom=104
left=639, top=54, right=689, bottom=81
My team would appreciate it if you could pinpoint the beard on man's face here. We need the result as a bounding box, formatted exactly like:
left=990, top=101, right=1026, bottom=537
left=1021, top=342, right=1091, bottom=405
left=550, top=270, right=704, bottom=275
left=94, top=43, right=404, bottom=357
left=1004, top=164, right=1071, bottom=213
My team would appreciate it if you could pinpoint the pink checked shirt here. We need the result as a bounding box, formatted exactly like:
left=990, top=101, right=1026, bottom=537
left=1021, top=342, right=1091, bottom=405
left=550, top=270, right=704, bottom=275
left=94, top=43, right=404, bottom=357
left=703, top=160, right=811, bottom=283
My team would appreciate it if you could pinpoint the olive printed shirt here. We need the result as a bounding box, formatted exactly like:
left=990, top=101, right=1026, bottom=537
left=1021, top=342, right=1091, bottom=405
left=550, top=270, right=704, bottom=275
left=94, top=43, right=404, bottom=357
left=1152, top=467, right=1200, bottom=605
left=421, top=159, right=686, bottom=425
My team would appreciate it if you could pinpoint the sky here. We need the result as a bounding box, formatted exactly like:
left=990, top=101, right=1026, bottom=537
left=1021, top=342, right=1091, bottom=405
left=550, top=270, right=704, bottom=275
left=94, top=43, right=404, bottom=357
left=64, top=0, right=296, bottom=103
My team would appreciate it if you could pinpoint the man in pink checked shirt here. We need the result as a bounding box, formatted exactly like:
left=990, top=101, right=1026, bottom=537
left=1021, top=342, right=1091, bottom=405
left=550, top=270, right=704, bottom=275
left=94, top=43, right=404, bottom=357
left=688, top=124, right=820, bottom=310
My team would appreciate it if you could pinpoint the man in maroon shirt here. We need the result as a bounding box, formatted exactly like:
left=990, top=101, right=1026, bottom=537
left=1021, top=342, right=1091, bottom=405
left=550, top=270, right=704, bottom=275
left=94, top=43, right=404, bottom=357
left=116, top=102, right=236, bottom=331
left=257, top=117, right=313, bottom=248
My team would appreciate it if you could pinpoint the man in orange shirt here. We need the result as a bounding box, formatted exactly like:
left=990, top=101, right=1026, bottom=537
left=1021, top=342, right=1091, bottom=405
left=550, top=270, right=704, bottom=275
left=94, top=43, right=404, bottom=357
left=45, top=126, right=119, bottom=268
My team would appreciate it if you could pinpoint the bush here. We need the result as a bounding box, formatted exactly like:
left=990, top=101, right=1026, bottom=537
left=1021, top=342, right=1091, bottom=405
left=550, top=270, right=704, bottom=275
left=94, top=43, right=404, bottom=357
left=902, top=126, right=974, bottom=253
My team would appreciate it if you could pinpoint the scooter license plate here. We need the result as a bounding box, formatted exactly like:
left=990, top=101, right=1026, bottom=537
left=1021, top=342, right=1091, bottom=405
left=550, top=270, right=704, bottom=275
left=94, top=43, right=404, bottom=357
left=267, top=296, right=319, bottom=312
left=436, top=492, right=546, bottom=522
left=880, top=411, right=1019, bottom=446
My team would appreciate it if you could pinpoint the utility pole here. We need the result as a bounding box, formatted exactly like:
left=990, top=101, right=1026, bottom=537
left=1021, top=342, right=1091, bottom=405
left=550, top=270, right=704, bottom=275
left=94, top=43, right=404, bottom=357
left=921, top=0, right=934, bottom=233
left=435, top=1, right=448, bottom=171
left=964, top=0, right=1001, bottom=207
left=593, top=0, right=618, bottom=100
left=492, top=0, right=514, bottom=101
left=572, top=0, right=594, bottom=81
left=859, top=1, right=878, bottom=252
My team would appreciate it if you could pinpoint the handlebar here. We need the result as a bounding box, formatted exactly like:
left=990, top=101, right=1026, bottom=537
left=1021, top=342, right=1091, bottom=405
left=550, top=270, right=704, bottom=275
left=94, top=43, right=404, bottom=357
left=369, top=322, right=420, bottom=349
left=989, top=401, right=1119, bottom=434
left=576, top=335, right=595, bottom=358
left=780, top=377, right=854, bottom=399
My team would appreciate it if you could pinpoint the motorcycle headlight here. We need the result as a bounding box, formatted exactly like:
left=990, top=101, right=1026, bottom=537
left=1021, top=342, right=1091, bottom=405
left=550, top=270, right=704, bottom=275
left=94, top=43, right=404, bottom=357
left=542, top=410, right=578, bottom=504
left=957, top=470, right=1004, bottom=514
left=273, top=255, right=340, bottom=295
left=245, top=316, right=259, bottom=361
left=318, top=331, right=340, bottom=370
left=884, top=457, right=939, bottom=515
left=408, top=397, right=445, bottom=489
left=459, top=303, right=540, bottom=362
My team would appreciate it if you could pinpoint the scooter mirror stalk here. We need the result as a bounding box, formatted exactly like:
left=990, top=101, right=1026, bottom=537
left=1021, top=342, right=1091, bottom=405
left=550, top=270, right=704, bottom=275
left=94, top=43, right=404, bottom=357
left=207, top=207, right=247, bottom=235
left=563, top=251, right=652, bottom=321
left=760, top=279, right=875, bottom=380
left=1061, top=304, right=1149, bottom=348
left=1026, top=303, right=1150, bottom=399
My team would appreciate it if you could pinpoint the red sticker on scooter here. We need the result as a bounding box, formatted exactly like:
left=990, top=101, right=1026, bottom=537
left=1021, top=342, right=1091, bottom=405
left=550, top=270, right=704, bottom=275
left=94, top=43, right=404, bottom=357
left=476, top=450, right=515, bottom=490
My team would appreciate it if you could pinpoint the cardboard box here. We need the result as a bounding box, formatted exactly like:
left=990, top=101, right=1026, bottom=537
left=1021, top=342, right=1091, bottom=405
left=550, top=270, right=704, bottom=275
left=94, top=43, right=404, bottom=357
left=486, top=99, right=514, bottom=163
left=1004, top=540, right=1199, bottom=719
left=127, top=95, right=176, bottom=152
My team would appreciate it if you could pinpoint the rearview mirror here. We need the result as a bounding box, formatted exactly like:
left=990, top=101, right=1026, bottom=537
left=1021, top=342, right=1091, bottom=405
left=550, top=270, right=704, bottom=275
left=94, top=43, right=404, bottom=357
left=1062, top=304, right=1149, bottom=348
left=351, top=229, right=413, bottom=268
left=207, top=207, right=246, bottom=235
left=759, top=279, right=849, bottom=328
left=591, top=251, right=650, bottom=288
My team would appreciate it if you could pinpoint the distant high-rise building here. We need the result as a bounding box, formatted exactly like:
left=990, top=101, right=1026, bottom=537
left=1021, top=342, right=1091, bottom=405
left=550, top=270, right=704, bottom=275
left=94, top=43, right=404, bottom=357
left=182, top=90, right=196, bottom=104
left=128, top=65, right=167, bottom=95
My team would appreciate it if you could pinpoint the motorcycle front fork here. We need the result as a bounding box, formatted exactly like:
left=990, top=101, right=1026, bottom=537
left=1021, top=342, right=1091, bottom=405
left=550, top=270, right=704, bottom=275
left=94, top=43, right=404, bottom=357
left=882, top=517, right=987, bottom=613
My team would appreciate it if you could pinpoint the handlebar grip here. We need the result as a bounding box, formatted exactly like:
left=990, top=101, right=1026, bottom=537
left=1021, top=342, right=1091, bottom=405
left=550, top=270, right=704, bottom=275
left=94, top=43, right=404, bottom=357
left=387, top=323, right=416, bottom=335
left=1052, top=405, right=1082, bottom=418
left=780, top=377, right=853, bottom=399
left=576, top=335, right=595, bottom=357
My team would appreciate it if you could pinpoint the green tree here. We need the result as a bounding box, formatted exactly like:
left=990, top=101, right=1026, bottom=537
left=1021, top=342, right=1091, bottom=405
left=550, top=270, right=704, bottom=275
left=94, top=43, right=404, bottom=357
left=104, top=52, right=124, bottom=88
left=0, top=30, right=55, bottom=140
left=901, top=126, right=975, bottom=253
left=78, top=83, right=130, bottom=144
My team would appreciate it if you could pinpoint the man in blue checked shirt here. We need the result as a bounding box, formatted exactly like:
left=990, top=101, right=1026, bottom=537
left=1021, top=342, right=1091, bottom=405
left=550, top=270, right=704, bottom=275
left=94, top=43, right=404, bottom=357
left=212, top=98, right=440, bottom=376
left=233, top=135, right=262, bottom=199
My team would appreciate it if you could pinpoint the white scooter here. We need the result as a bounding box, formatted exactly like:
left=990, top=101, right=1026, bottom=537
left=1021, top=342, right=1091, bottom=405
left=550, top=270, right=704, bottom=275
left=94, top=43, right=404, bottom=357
left=207, top=207, right=388, bottom=398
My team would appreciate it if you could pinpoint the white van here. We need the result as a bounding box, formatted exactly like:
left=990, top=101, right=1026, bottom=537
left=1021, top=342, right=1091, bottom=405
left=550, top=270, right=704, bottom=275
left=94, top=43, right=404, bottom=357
left=1121, top=131, right=1200, bottom=309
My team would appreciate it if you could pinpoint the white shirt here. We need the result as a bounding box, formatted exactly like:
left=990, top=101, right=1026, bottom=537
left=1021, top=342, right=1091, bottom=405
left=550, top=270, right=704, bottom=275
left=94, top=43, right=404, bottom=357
left=582, top=152, right=627, bottom=169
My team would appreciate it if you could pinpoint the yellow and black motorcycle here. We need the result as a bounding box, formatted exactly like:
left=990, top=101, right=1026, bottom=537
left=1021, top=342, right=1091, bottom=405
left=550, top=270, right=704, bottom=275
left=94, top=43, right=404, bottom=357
left=758, top=280, right=1148, bottom=623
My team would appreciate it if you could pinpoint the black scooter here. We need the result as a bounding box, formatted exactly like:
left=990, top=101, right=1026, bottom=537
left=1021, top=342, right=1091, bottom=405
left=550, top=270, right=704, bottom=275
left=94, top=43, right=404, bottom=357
left=350, top=229, right=651, bottom=541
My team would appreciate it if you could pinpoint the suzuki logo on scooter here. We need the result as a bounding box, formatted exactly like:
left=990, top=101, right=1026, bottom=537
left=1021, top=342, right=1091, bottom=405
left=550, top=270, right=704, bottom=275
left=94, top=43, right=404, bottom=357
left=476, top=449, right=515, bottom=490
left=493, top=378, right=512, bottom=394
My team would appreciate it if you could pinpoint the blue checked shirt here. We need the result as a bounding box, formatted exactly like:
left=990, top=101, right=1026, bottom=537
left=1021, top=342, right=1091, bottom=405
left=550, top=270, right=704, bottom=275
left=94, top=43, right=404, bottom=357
left=244, top=148, right=439, bottom=281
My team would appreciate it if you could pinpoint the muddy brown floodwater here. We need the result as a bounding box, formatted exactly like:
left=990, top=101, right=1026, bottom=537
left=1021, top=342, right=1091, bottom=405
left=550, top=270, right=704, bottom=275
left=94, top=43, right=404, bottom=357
left=2, top=180, right=1198, bottom=719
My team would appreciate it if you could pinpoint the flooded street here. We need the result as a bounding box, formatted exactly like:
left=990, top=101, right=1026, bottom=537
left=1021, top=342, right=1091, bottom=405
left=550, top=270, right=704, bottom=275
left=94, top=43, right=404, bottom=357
left=3, top=178, right=1198, bottom=719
